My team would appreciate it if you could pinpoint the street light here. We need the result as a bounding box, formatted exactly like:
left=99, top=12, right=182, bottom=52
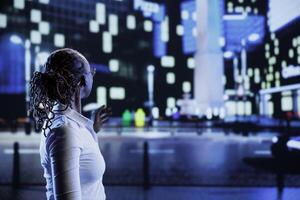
left=147, top=65, right=155, bottom=126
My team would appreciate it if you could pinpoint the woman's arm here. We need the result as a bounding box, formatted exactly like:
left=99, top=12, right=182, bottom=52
left=47, top=125, right=83, bottom=200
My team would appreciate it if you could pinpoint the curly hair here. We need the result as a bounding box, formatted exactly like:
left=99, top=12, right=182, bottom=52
left=29, top=48, right=86, bottom=137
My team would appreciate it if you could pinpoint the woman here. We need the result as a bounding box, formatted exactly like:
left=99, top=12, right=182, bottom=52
left=29, top=48, right=111, bottom=200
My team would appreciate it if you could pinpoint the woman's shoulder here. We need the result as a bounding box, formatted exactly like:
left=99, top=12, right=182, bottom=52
left=45, top=115, right=83, bottom=151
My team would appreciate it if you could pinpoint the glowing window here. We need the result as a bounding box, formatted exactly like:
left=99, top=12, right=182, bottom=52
left=167, top=97, right=176, bottom=108
left=97, top=87, right=107, bottom=106
left=181, top=10, right=189, bottom=20
left=109, top=59, right=119, bottom=72
left=245, top=101, right=252, bottom=115
left=268, top=101, right=274, bottom=116
left=0, top=14, right=7, bottom=28
left=182, top=81, right=191, bottom=93
left=152, top=107, right=159, bottom=119
left=14, top=0, right=25, bottom=9
left=31, top=9, right=41, bottom=23
left=225, top=101, right=236, bottom=116
left=176, top=25, right=184, bottom=36
left=237, top=101, right=244, bottom=115
left=54, top=33, right=65, bottom=47
left=39, top=0, right=49, bottom=4
left=39, top=21, right=50, bottom=35
left=89, top=20, right=99, bottom=33
left=110, top=87, right=125, bottom=100
left=161, top=17, right=169, bottom=42
left=96, top=3, right=106, bottom=25
left=289, top=49, right=294, bottom=58
left=103, top=32, right=112, bottom=53
left=281, top=96, right=293, bottom=111
left=30, top=30, right=41, bottom=44
left=166, top=72, right=175, bottom=84
left=109, top=14, right=118, bottom=36
left=127, top=15, right=136, bottom=29
left=144, top=20, right=153, bottom=32
left=161, top=56, right=175, bottom=67
left=187, top=57, right=195, bottom=69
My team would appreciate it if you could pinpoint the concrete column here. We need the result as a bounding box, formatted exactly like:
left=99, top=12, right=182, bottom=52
left=194, top=0, right=224, bottom=115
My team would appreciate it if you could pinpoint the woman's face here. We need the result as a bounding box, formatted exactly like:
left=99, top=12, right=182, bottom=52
left=78, top=54, right=93, bottom=99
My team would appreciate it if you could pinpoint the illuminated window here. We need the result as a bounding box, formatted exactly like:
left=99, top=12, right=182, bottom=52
left=89, top=20, right=99, bottom=33
left=167, top=97, right=176, bottom=108
left=281, top=60, right=287, bottom=68
left=181, top=10, right=189, bottom=20
left=109, top=59, right=119, bottom=72
left=103, top=32, right=112, bottom=53
left=54, top=33, right=65, bottom=47
left=152, top=107, right=159, bottom=119
left=39, top=21, right=50, bottom=35
left=182, top=81, right=191, bottom=93
left=109, top=14, right=118, bottom=36
left=247, top=68, right=253, bottom=77
left=30, top=30, right=41, bottom=44
left=298, top=46, right=300, bottom=55
left=192, top=27, right=197, bottom=37
left=96, top=3, right=106, bottom=25
left=293, top=38, right=298, bottom=47
left=165, top=108, right=172, bottom=116
left=127, top=15, right=136, bottom=29
left=97, top=87, right=107, bottom=106
left=237, top=101, right=244, bottom=115
left=176, top=25, right=184, bottom=36
left=161, top=56, right=175, bottom=67
left=289, top=49, right=294, bottom=58
left=222, top=76, right=226, bottom=85
left=0, top=14, right=7, bottom=28
left=274, top=47, right=279, bottom=55
left=39, top=0, right=49, bottom=4
left=14, top=0, right=25, bottom=9
left=109, top=87, right=125, bottom=100
left=219, top=37, right=225, bottom=47
left=245, top=101, right=252, bottom=115
left=161, top=17, right=169, bottom=42
left=297, top=92, right=300, bottom=116
left=265, top=44, right=270, bottom=51
left=281, top=96, right=293, bottom=111
left=225, top=101, right=236, bottom=116
left=265, top=52, right=270, bottom=58
left=187, top=57, right=195, bottom=69
left=192, top=12, right=197, bottom=21
left=31, top=9, right=41, bottom=23
left=274, top=39, right=279, bottom=46
left=235, top=6, right=244, bottom=13
left=298, top=56, right=300, bottom=64
left=166, top=72, right=175, bottom=84
left=268, top=101, right=274, bottom=116
left=144, top=20, right=153, bottom=32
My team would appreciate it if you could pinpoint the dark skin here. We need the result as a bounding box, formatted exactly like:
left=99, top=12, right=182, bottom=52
left=92, top=105, right=112, bottom=133
left=70, top=52, right=112, bottom=133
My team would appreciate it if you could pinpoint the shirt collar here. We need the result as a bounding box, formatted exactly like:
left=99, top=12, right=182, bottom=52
left=53, top=103, right=94, bottom=129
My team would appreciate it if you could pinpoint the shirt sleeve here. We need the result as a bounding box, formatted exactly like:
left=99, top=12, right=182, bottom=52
left=46, top=125, right=83, bottom=200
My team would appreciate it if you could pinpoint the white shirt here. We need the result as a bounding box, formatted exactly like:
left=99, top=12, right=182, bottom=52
left=40, top=104, right=106, bottom=200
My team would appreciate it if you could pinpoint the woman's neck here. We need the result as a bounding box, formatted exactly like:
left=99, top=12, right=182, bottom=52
left=70, top=88, right=82, bottom=114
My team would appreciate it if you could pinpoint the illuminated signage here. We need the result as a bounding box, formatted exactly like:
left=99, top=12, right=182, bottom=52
left=134, top=0, right=160, bottom=17
left=269, top=0, right=300, bottom=32
left=282, top=65, right=300, bottom=79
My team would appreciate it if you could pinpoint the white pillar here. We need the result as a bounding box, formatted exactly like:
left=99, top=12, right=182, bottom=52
left=194, top=0, right=224, bottom=115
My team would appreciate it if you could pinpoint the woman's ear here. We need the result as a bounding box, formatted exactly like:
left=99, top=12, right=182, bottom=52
left=78, top=76, right=86, bottom=87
